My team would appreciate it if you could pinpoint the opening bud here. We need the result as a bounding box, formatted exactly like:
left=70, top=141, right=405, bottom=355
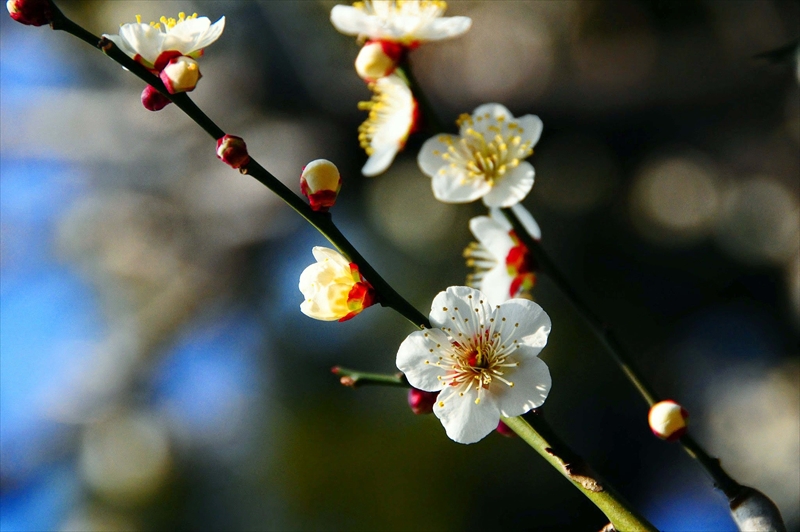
left=7, top=0, right=53, bottom=26
left=140, top=85, right=172, bottom=112
left=408, top=388, right=438, bottom=415
left=355, top=40, right=405, bottom=81
left=215, top=135, right=250, bottom=169
left=300, top=159, right=342, bottom=212
left=648, top=400, right=688, bottom=441
left=159, top=56, right=202, bottom=94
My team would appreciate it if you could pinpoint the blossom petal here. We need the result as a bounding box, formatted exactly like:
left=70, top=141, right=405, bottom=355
left=434, top=386, right=500, bottom=444
left=463, top=103, right=513, bottom=137
left=429, top=286, right=493, bottom=332
left=417, top=135, right=455, bottom=178
left=482, top=161, right=534, bottom=208
left=470, top=215, right=515, bottom=260
left=494, top=349, right=551, bottom=417
left=117, top=23, right=165, bottom=65
left=510, top=204, right=542, bottom=240
left=192, top=16, right=225, bottom=50
left=478, top=264, right=514, bottom=307
left=330, top=5, right=371, bottom=36
left=412, top=16, right=472, bottom=41
left=362, top=145, right=400, bottom=177
left=493, top=298, right=551, bottom=351
left=516, top=114, right=544, bottom=149
left=432, top=167, right=492, bottom=204
left=163, top=17, right=212, bottom=54
left=311, top=246, right=351, bottom=269
left=396, top=329, right=450, bottom=392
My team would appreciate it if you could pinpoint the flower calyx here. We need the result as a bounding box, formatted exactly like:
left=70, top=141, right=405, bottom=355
left=648, top=400, right=688, bottom=441
left=299, top=247, right=377, bottom=322
left=301, top=159, right=342, bottom=212
left=140, top=85, right=172, bottom=112
left=216, top=135, right=250, bottom=169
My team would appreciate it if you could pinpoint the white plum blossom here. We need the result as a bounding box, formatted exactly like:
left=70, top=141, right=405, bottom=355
left=465, top=204, right=541, bottom=306
left=418, top=103, right=543, bottom=208
left=331, top=1, right=471, bottom=46
left=299, top=247, right=376, bottom=322
left=104, top=12, right=225, bottom=71
left=396, top=286, right=552, bottom=444
left=358, top=74, right=418, bottom=177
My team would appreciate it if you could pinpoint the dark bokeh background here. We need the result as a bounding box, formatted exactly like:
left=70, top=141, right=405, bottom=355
left=1, top=1, right=798, bottom=531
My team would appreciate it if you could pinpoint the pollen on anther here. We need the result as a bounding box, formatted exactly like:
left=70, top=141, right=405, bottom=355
left=502, top=317, right=507, bottom=321
left=443, top=307, right=448, bottom=311
left=515, top=323, right=519, bottom=327
left=438, top=401, right=445, bottom=407
left=429, top=349, right=434, bottom=352
left=459, top=392, right=464, bottom=397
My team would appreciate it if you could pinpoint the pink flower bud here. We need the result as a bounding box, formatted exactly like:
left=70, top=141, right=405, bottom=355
left=300, top=159, right=342, bottom=212
left=6, top=0, right=53, bottom=26
left=408, top=388, right=437, bottom=415
left=495, top=420, right=517, bottom=438
left=140, top=85, right=171, bottom=112
left=216, top=135, right=250, bottom=169
left=159, top=56, right=202, bottom=94
left=355, top=40, right=405, bottom=81
left=648, top=400, right=688, bottom=441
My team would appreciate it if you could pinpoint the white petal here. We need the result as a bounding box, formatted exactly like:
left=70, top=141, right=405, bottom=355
left=417, top=135, right=455, bottom=178
left=469, top=215, right=514, bottom=260
left=396, top=329, right=450, bottom=392
left=118, top=23, right=165, bottom=64
left=432, top=167, right=492, bottom=204
left=479, top=265, right=514, bottom=306
left=516, top=114, right=544, bottom=148
left=434, top=386, right=499, bottom=444
left=482, top=161, right=534, bottom=208
left=330, top=5, right=370, bottom=36
left=493, top=299, right=551, bottom=351
left=412, top=16, right=472, bottom=41
left=311, top=246, right=351, bottom=268
left=103, top=34, right=136, bottom=58
left=463, top=103, right=513, bottom=137
left=361, top=144, right=399, bottom=177
left=192, top=16, right=225, bottom=51
left=429, top=286, right=492, bottom=334
left=510, top=204, right=541, bottom=240
left=494, top=350, right=551, bottom=417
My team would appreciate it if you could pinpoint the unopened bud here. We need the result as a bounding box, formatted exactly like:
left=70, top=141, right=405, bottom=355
left=140, top=85, right=171, bottom=112
left=495, top=420, right=517, bottom=438
left=159, top=56, right=201, bottom=94
left=355, top=40, right=405, bottom=81
left=216, top=135, right=250, bottom=169
left=7, top=0, right=53, bottom=26
left=300, top=159, right=342, bottom=212
left=408, top=388, right=437, bottom=415
left=648, top=400, right=688, bottom=441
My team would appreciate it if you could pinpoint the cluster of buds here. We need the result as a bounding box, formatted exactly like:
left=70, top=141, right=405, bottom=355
left=6, top=0, right=53, bottom=26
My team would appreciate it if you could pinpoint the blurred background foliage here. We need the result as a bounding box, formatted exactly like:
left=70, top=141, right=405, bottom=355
left=1, top=1, right=798, bottom=530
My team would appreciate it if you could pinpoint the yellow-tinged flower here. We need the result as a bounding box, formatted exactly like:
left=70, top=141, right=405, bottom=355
left=299, top=247, right=376, bottom=321
left=331, top=1, right=471, bottom=46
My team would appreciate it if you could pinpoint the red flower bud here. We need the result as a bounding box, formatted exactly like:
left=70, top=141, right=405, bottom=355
left=159, top=56, right=202, bottom=94
left=216, top=135, right=250, bottom=169
left=355, top=40, right=405, bottom=81
left=7, top=0, right=53, bottom=26
left=140, top=85, right=171, bottom=112
left=300, top=159, right=342, bottom=212
left=408, top=388, right=438, bottom=415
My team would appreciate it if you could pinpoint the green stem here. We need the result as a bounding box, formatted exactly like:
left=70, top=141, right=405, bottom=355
left=500, top=207, right=744, bottom=500
left=502, top=415, right=657, bottom=532
left=331, top=366, right=408, bottom=388
left=49, top=5, right=429, bottom=331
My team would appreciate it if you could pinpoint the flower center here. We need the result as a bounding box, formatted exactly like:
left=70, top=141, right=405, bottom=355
left=437, top=113, right=534, bottom=187
left=353, top=1, right=448, bottom=21
left=134, top=12, right=197, bottom=30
